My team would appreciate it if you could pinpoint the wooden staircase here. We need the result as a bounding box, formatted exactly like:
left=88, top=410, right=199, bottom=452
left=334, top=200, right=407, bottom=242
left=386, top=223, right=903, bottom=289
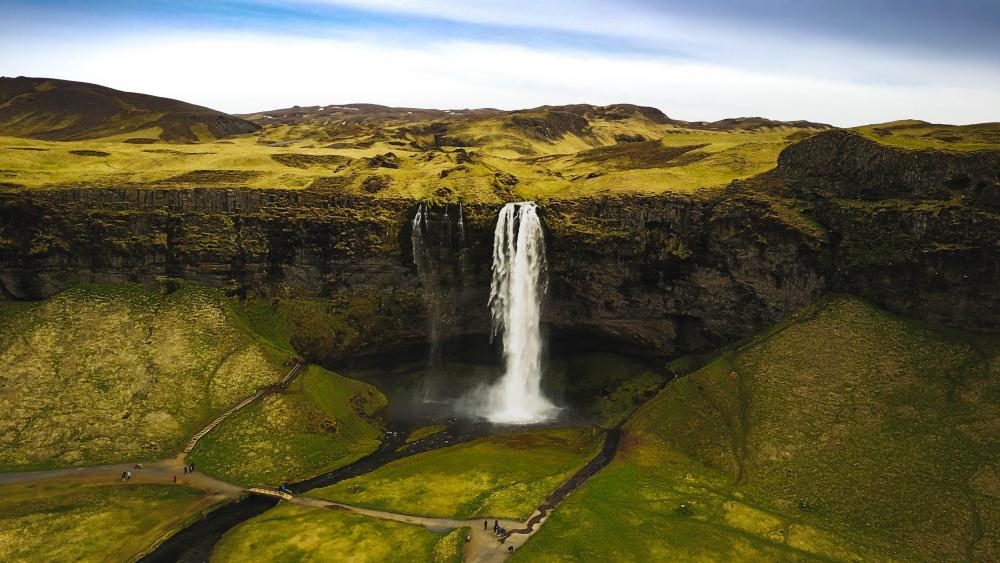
left=183, top=359, right=305, bottom=454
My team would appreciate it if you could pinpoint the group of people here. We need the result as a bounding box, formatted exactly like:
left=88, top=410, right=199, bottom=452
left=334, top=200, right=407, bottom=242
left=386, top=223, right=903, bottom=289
left=484, top=519, right=515, bottom=552
left=486, top=519, right=505, bottom=535
left=182, top=463, right=196, bottom=474
left=120, top=470, right=132, bottom=481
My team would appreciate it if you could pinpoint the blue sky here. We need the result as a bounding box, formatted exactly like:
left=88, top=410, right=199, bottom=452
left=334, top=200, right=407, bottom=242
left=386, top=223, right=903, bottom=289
left=1, top=0, right=998, bottom=125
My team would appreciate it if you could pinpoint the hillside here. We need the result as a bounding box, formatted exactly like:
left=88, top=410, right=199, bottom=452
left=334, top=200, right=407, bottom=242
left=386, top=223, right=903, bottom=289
left=0, top=283, right=291, bottom=469
left=517, top=296, right=1000, bottom=561
left=0, top=77, right=259, bottom=142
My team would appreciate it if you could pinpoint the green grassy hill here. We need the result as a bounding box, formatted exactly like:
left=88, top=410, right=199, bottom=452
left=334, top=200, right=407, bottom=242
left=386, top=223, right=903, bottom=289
left=517, top=296, right=1000, bottom=561
left=0, top=283, right=293, bottom=470
left=189, top=365, right=387, bottom=486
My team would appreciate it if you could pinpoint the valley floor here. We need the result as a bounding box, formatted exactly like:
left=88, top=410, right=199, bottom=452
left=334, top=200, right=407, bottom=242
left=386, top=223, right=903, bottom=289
left=0, top=287, right=997, bottom=562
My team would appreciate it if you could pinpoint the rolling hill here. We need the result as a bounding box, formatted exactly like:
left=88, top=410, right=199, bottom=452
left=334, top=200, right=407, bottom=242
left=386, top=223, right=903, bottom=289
left=0, top=76, right=259, bottom=142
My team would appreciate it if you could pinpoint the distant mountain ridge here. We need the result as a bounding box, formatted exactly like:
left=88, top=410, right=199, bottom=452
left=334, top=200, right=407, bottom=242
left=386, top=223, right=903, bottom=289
left=242, top=101, right=831, bottom=131
left=0, top=77, right=260, bottom=142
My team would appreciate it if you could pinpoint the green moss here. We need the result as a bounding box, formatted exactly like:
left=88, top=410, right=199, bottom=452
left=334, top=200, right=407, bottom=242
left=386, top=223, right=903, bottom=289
left=853, top=121, right=1000, bottom=153
left=212, top=503, right=443, bottom=563
left=521, top=296, right=1000, bottom=561
left=313, top=428, right=603, bottom=520
left=189, top=365, right=386, bottom=486
left=433, top=526, right=467, bottom=563
left=0, top=480, right=210, bottom=562
left=0, top=283, right=291, bottom=470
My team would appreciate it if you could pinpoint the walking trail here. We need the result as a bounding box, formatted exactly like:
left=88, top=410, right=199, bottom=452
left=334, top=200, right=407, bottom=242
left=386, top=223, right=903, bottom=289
left=0, top=359, right=618, bottom=562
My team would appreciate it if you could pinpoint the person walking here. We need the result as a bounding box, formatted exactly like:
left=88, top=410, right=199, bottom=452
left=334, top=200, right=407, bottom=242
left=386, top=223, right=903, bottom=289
left=484, top=519, right=488, bottom=531
left=121, top=471, right=127, bottom=482
left=172, top=475, right=177, bottom=484
left=126, top=471, right=131, bottom=480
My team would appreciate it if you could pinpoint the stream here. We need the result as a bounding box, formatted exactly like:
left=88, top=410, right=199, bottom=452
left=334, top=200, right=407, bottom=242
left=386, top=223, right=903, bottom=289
left=139, top=418, right=497, bottom=563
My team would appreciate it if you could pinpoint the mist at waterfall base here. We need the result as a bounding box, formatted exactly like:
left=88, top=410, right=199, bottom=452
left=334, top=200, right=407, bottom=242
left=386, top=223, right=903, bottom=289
left=402, top=201, right=560, bottom=425
left=356, top=201, right=665, bottom=429
left=472, top=201, right=559, bottom=424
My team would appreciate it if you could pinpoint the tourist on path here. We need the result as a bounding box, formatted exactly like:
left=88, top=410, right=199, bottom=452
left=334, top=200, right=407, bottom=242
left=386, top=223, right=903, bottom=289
left=484, top=519, right=488, bottom=531
left=126, top=471, right=131, bottom=480
left=172, top=475, right=176, bottom=484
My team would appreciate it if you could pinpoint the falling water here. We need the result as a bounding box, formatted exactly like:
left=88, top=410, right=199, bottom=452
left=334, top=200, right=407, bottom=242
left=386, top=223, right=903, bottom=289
left=411, top=202, right=441, bottom=366
left=484, top=202, right=558, bottom=423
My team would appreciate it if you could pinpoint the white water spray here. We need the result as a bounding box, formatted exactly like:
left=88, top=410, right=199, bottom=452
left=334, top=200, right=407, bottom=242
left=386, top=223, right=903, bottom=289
left=484, top=202, right=558, bottom=423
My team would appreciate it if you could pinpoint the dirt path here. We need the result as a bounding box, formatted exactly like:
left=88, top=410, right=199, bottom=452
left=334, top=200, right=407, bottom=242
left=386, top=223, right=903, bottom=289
left=0, top=453, right=243, bottom=498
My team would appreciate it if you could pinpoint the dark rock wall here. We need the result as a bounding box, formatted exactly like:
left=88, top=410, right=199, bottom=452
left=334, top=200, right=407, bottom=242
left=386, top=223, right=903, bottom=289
left=1, top=130, right=997, bottom=359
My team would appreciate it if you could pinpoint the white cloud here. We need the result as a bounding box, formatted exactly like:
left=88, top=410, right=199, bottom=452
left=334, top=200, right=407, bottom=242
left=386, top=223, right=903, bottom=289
left=2, top=30, right=998, bottom=126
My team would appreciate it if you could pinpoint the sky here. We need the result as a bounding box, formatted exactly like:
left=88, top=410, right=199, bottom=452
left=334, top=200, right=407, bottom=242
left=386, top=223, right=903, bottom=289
left=1, top=0, right=998, bottom=126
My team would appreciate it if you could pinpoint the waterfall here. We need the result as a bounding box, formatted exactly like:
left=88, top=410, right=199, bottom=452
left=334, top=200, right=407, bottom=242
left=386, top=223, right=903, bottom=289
left=411, top=202, right=441, bottom=367
left=484, top=202, right=557, bottom=423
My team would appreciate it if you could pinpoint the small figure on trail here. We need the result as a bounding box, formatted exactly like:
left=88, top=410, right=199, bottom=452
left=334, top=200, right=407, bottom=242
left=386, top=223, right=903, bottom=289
left=484, top=519, right=488, bottom=531
left=508, top=545, right=514, bottom=553
left=126, top=471, right=131, bottom=480
left=121, top=471, right=127, bottom=481
left=465, top=534, right=471, bottom=543
left=190, top=463, right=195, bottom=472
left=183, top=466, right=188, bottom=475
left=172, top=475, right=177, bottom=484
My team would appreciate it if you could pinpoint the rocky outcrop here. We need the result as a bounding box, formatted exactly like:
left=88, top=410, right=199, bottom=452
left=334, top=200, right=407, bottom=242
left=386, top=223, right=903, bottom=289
left=762, top=130, right=1000, bottom=328
left=775, top=129, right=1000, bottom=201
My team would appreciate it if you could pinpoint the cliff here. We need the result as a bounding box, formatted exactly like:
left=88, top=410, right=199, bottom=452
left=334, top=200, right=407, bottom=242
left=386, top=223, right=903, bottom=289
left=1, top=130, right=998, bottom=361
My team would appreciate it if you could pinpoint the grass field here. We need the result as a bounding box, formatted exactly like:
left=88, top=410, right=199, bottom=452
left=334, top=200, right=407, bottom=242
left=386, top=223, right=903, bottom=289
left=0, top=102, right=831, bottom=201
left=0, top=480, right=212, bottom=562
left=313, top=428, right=603, bottom=521
left=189, top=365, right=387, bottom=486
left=212, top=503, right=447, bottom=563
left=853, top=120, right=1000, bottom=152
left=0, top=283, right=291, bottom=470
left=516, top=296, right=1000, bottom=561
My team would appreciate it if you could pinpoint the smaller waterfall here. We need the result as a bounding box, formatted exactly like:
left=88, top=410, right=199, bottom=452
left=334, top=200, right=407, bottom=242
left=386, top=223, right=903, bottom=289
left=483, top=201, right=558, bottom=424
left=411, top=202, right=442, bottom=367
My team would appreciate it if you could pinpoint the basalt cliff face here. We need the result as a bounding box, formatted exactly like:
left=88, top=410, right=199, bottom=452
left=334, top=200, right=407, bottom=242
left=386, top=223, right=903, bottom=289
left=1, top=131, right=997, bottom=360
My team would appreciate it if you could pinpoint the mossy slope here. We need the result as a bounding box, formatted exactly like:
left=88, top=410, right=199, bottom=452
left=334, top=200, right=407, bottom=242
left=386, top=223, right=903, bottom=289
left=189, top=365, right=387, bottom=486
left=518, top=296, right=1000, bottom=561
left=0, top=283, right=290, bottom=470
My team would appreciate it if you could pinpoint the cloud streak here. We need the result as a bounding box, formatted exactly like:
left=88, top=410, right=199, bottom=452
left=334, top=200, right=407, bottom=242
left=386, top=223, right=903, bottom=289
left=1, top=0, right=997, bottom=125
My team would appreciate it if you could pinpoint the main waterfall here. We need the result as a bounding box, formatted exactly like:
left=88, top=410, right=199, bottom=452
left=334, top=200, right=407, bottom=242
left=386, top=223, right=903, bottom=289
left=484, top=202, right=558, bottom=423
